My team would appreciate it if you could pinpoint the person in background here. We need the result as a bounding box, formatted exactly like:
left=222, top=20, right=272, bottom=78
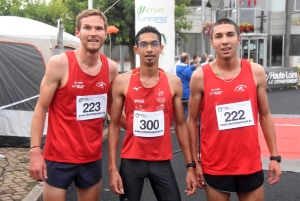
left=200, top=53, right=208, bottom=67
left=208, top=54, right=215, bottom=62
left=190, top=54, right=200, bottom=65
left=176, top=53, right=198, bottom=120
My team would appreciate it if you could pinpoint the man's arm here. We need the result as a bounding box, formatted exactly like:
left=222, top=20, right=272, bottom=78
left=107, top=59, right=127, bottom=130
left=252, top=63, right=282, bottom=184
left=108, top=73, right=129, bottom=194
left=186, top=69, right=205, bottom=188
left=169, top=74, right=197, bottom=196
left=29, top=54, right=67, bottom=181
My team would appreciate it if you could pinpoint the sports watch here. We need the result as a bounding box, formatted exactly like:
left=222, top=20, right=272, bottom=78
left=270, top=155, right=281, bottom=163
left=185, top=161, right=196, bottom=168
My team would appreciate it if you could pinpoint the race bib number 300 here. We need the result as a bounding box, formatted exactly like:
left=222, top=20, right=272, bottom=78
left=76, top=94, right=107, bottom=121
left=215, top=100, right=254, bottom=130
left=133, top=110, right=164, bottom=137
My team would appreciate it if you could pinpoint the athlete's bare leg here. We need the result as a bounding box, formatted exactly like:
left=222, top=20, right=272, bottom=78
left=205, top=185, right=231, bottom=201
left=77, top=180, right=102, bottom=201
left=43, top=182, right=67, bottom=201
left=237, top=184, right=264, bottom=201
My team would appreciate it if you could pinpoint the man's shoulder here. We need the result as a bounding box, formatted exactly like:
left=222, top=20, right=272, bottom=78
left=48, top=53, right=69, bottom=69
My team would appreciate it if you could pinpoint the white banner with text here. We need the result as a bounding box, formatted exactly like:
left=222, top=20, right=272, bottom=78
left=135, top=0, right=175, bottom=73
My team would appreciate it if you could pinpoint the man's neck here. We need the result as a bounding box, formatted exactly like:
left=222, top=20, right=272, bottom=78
left=139, top=65, right=159, bottom=78
left=76, top=48, right=100, bottom=68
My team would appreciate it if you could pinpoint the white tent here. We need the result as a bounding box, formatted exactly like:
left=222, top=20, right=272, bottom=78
left=0, top=16, right=81, bottom=147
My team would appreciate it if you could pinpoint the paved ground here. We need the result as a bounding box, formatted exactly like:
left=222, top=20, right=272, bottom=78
left=0, top=87, right=299, bottom=201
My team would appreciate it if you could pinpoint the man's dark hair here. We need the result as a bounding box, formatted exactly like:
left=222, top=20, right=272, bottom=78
left=135, top=26, right=161, bottom=45
left=180, top=53, right=189, bottom=63
left=210, top=18, right=240, bottom=40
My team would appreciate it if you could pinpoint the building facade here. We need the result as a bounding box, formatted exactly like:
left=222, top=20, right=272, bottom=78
left=180, top=0, right=300, bottom=68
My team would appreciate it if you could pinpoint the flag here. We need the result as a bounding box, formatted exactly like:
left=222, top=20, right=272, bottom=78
left=247, top=0, right=256, bottom=7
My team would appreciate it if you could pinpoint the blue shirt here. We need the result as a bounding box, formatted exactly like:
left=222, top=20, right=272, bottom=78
left=176, top=62, right=195, bottom=99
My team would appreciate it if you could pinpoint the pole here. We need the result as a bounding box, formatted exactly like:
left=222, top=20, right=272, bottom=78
left=120, top=46, right=124, bottom=72
left=57, top=19, right=64, bottom=54
left=88, top=0, right=93, bottom=9
left=285, top=1, right=292, bottom=67
left=201, top=0, right=207, bottom=54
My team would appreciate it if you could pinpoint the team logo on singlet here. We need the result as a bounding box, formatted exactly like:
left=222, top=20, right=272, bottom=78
left=234, top=85, right=247, bottom=92
left=209, top=88, right=222, bottom=96
left=72, top=81, right=85, bottom=89
left=135, top=105, right=144, bottom=111
left=156, top=104, right=165, bottom=111
left=133, top=86, right=142, bottom=91
left=157, top=88, right=164, bottom=96
left=134, top=99, right=145, bottom=103
left=96, top=82, right=106, bottom=88
left=156, top=97, right=166, bottom=104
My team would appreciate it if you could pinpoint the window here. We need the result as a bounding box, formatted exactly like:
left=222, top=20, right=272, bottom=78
left=269, top=0, right=285, bottom=12
left=295, top=0, right=300, bottom=10
left=268, top=35, right=283, bottom=67
left=290, top=35, right=300, bottom=55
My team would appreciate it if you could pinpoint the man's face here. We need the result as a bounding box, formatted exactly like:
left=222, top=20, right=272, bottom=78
left=76, top=15, right=107, bottom=53
left=210, top=24, right=241, bottom=60
left=134, top=32, right=163, bottom=67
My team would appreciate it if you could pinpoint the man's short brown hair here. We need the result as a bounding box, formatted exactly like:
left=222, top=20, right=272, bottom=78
left=76, top=9, right=108, bottom=31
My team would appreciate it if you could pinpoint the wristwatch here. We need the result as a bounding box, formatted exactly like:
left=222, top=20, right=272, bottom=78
left=185, top=161, right=196, bottom=168
left=270, top=155, right=281, bottom=163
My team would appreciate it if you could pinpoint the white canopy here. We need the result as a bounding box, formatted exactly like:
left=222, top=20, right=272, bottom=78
left=0, top=16, right=80, bottom=62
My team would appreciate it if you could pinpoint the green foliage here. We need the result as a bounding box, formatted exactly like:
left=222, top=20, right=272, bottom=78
left=0, top=0, right=67, bottom=27
left=0, top=0, right=194, bottom=68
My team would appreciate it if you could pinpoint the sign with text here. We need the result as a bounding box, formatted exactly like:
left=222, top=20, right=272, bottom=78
left=264, top=67, right=299, bottom=88
left=135, top=0, right=175, bottom=73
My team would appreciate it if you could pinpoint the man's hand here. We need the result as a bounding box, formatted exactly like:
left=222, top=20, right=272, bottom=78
left=268, top=161, right=282, bottom=184
left=29, top=148, right=47, bottom=181
left=109, top=170, right=124, bottom=194
left=195, top=163, right=205, bottom=189
left=185, top=168, right=198, bottom=196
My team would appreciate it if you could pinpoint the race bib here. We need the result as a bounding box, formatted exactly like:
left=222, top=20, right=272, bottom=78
left=76, top=94, right=107, bottom=121
left=215, top=100, right=254, bottom=130
left=133, top=110, right=164, bottom=137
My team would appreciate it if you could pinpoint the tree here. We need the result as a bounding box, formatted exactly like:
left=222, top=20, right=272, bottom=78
left=0, top=0, right=67, bottom=27
left=1, top=0, right=194, bottom=69
left=96, top=0, right=193, bottom=69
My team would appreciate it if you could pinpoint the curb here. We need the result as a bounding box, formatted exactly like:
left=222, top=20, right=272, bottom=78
left=22, top=182, right=43, bottom=201
left=22, top=128, right=109, bottom=201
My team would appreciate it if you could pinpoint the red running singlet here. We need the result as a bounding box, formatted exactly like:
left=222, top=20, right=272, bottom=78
left=43, top=51, right=109, bottom=163
left=121, top=68, right=173, bottom=161
left=200, top=59, right=262, bottom=175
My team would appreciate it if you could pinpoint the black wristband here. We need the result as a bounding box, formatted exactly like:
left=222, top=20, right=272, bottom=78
left=30, top=146, right=41, bottom=150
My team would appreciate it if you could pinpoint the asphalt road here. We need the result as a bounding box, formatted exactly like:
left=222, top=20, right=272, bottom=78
left=65, top=88, right=300, bottom=201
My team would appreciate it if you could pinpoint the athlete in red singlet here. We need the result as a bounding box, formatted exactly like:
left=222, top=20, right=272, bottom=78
left=187, top=18, right=282, bottom=201
left=29, top=9, right=125, bottom=201
left=108, top=26, right=197, bottom=201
